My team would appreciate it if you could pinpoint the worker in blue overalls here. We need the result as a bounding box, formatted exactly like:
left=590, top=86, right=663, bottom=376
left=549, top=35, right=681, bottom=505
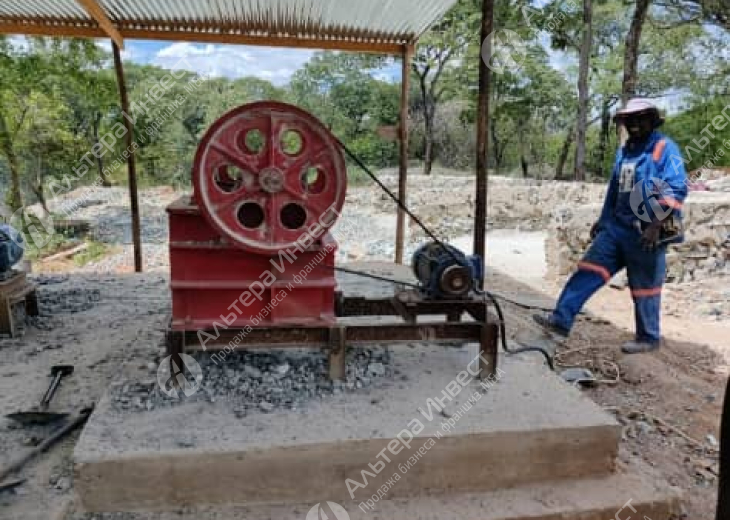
left=534, top=98, right=688, bottom=353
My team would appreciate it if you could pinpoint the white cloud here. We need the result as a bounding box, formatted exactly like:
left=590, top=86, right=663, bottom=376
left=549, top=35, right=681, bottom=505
left=7, top=36, right=30, bottom=51
left=152, top=43, right=313, bottom=85
left=94, top=39, right=134, bottom=60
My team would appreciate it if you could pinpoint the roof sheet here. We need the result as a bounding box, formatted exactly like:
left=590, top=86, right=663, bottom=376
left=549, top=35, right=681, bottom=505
left=0, top=0, right=458, bottom=53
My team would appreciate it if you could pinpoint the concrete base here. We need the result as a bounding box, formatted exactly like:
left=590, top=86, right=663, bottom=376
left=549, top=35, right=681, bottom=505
left=74, top=348, right=623, bottom=513
left=68, top=473, right=681, bottom=520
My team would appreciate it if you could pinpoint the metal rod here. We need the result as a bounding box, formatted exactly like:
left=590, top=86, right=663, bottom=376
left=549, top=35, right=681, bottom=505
left=336, top=139, right=461, bottom=266
left=0, top=408, right=92, bottom=483
left=474, top=0, right=494, bottom=284
left=39, top=372, right=62, bottom=410
left=395, top=44, right=412, bottom=265
left=112, top=40, right=143, bottom=273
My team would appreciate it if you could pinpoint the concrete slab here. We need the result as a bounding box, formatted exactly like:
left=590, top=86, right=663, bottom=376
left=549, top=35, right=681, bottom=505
left=67, top=473, right=681, bottom=520
left=74, top=348, right=621, bottom=513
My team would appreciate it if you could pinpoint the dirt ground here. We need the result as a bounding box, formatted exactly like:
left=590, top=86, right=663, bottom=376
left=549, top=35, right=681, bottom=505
left=495, top=274, right=727, bottom=520
left=0, top=265, right=725, bottom=519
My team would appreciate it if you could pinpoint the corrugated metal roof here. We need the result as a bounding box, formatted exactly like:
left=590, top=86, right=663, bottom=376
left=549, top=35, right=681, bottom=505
left=0, top=0, right=458, bottom=53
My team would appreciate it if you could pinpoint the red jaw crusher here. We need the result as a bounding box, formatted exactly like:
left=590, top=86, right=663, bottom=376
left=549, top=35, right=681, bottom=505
left=166, top=101, right=348, bottom=333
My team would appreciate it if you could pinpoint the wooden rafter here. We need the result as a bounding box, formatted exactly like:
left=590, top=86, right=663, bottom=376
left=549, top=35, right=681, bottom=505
left=0, top=19, right=408, bottom=54
left=73, top=0, right=124, bottom=49
left=0, top=15, right=412, bottom=56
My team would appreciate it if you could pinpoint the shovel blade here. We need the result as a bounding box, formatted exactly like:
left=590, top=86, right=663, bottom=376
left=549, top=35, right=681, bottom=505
left=5, top=411, right=69, bottom=426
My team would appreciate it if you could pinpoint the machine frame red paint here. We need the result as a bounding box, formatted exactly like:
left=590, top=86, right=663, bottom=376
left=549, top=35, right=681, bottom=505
left=165, top=101, right=499, bottom=380
left=167, top=101, right=345, bottom=332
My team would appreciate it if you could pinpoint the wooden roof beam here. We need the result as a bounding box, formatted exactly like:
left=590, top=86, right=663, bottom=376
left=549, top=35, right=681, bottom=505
left=74, top=0, right=124, bottom=49
left=0, top=21, right=410, bottom=54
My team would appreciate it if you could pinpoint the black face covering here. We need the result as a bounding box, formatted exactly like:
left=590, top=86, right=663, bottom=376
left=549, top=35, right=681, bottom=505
left=622, top=113, right=654, bottom=143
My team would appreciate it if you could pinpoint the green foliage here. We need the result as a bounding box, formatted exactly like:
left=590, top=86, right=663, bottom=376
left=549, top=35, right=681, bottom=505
left=664, top=98, right=730, bottom=171
left=0, top=2, right=727, bottom=209
left=73, top=241, right=109, bottom=267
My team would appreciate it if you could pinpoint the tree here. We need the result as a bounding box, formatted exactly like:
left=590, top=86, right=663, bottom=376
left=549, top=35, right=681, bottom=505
left=289, top=51, right=398, bottom=168
left=573, top=0, right=593, bottom=180
left=411, top=0, right=477, bottom=175
left=622, top=0, right=650, bottom=102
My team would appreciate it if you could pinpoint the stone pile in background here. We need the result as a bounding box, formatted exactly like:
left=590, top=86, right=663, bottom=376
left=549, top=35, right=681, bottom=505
left=546, top=174, right=730, bottom=285
left=351, top=171, right=606, bottom=240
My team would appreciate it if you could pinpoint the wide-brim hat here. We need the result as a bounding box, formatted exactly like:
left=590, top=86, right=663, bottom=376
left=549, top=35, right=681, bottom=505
left=613, top=98, right=665, bottom=126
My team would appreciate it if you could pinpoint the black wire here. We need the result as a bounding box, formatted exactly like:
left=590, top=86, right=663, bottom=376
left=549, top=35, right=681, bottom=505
left=332, top=265, right=421, bottom=289
left=331, top=135, right=555, bottom=370
left=333, top=136, right=463, bottom=266
left=478, top=289, right=555, bottom=370
left=322, top=263, right=557, bottom=371
left=489, top=292, right=586, bottom=316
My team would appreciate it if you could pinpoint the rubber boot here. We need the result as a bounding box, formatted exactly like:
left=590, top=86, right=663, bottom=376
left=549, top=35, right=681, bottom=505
left=621, top=339, right=660, bottom=354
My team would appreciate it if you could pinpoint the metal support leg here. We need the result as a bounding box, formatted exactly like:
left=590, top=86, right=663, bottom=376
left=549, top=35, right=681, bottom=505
left=25, top=289, right=39, bottom=317
left=328, top=326, right=346, bottom=381
left=167, top=327, right=185, bottom=384
left=0, top=298, right=13, bottom=337
left=479, top=323, right=498, bottom=379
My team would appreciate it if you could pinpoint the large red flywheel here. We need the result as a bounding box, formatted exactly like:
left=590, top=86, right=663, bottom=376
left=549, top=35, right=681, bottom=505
left=192, top=101, right=347, bottom=254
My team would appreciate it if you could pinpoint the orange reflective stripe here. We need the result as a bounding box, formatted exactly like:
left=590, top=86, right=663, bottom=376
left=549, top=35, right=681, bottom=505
left=657, top=197, right=683, bottom=210
left=652, top=139, right=666, bottom=162
left=577, top=261, right=611, bottom=282
left=631, top=287, right=662, bottom=298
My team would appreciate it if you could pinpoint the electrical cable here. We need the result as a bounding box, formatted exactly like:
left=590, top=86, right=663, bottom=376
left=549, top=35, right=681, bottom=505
left=320, top=263, right=557, bottom=370
left=333, top=265, right=420, bottom=289
left=333, top=136, right=463, bottom=266
left=328, top=137, right=557, bottom=370
left=477, top=289, right=555, bottom=370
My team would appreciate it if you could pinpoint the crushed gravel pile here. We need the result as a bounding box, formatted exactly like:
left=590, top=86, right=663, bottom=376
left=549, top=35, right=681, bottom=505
left=111, top=346, right=394, bottom=416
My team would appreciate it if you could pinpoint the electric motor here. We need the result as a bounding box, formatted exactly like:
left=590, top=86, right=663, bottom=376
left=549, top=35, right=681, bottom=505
left=0, top=225, right=24, bottom=273
left=412, top=242, right=483, bottom=299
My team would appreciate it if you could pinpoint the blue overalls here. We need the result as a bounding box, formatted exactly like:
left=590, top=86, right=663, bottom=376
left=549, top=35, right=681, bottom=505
left=551, top=131, right=688, bottom=344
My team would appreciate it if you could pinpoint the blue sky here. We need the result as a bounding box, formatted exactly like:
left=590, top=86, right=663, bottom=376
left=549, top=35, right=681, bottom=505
left=97, top=39, right=320, bottom=85
left=99, top=39, right=401, bottom=85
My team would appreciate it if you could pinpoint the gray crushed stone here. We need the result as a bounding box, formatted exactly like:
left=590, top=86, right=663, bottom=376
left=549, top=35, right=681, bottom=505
left=111, top=347, right=393, bottom=416
left=31, top=275, right=101, bottom=315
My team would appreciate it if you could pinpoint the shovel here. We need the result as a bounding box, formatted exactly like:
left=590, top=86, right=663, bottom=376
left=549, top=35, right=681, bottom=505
left=0, top=406, right=93, bottom=484
left=6, top=365, right=74, bottom=426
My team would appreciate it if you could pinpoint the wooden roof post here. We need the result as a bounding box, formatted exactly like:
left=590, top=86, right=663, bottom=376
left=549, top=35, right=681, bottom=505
left=76, top=0, right=124, bottom=49
left=112, top=41, right=143, bottom=273
left=395, top=44, right=413, bottom=265
left=474, top=0, right=494, bottom=282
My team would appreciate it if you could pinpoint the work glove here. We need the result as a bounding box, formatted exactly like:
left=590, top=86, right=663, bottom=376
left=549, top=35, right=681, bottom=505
left=640, top=221, right=663, bottom=251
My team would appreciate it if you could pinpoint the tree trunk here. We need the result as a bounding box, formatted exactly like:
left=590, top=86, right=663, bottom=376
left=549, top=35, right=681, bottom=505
left=418, top=73, right=435, bottom=176
left=622, top=0, right=650, bottom=103
left=596, top=98, right=612, bottom=178
left=93, top=111, right=111, bottom=187
left=556, top=127, right=575, bottom=181
left=521, top=155, right=529, bottom=178
left=490, top=117, right=501, bottom=175
left=423, top=108, right=434, bottom=176
left=574, top=0, right=593, bottom=181
left=518, top=118, right=528, bottom=178
left=0, top=110, right=23, bottom=211
left=31, top=158, right=49, bottom=215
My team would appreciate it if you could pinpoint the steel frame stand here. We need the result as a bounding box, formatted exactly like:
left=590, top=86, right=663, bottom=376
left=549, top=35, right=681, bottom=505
left=166, top=291, right=499, bottom=380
